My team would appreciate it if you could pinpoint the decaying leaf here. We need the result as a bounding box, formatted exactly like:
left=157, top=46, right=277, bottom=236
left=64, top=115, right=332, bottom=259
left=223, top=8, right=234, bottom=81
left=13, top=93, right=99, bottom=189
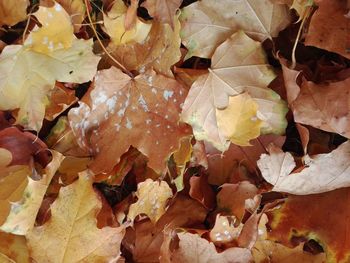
left=268, top=187, right=350, bottom=262
left=27, top=172, right=125, bottom=263
left=0, top=2, right=100, bottom=131
left=68, top=67, right=190, bottom=174
left=182, top=31, right=287, bottom=151
left=180, top=0, right=291, bottom=58
left=128, top=179, right=173, bottom=223
left=258, top=141, right=350, bottom=194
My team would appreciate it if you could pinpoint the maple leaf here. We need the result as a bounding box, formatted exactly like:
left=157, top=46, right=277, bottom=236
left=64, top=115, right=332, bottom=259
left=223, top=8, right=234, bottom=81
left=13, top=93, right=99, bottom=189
left=0, top=2, right=100, bottom=131
left=106, top=15, right=181, bottom=77
left=54, top=0, right=86, bottom=33
left=27, top=172, right=126, bottom=263
left=68, top=67, right=190, bottom=174
left=209, top=215, right=243, bottom=244
left=161, top=232, right=253, bottom=263
left=180, top=0, right=291, bottom=58
left=128, top=179, right=173, bottom=223
left=285, top=75, right=350, bottom=139
left=142, top=0, right=182, bottom=29
left=268, top=188, right=350, bottom=262
left=305, top=0, right=350, bottom=59
left=181, top=31, right=288, bottom=151
left=103, top=0, right=152, bottom=45
left=0, top=151, right=63, bottom=235
left=0, top=232, right=30, bottom=263
left=0, top=0, right=29, bottom=27
left=257, top=141, right=350, bottom=194
left=216, top=182, right=258, bottom=221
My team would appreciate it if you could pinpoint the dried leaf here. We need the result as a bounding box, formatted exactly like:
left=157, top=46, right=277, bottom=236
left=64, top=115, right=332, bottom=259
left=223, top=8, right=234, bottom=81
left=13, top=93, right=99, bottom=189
left=0, top=232, right=30, bottom=263
left=0, top=0, right=29, bottom=26
left=27, top=172, right=125, bottom=262
left=258, top=141, right=350, bottom=194
left=182, top=31, right=287, bottom=151
left=180, top=0, right=291, bottom=58
left=68, top=67, right=190, bottom=174
left=128, top=179, right=173, bottom=223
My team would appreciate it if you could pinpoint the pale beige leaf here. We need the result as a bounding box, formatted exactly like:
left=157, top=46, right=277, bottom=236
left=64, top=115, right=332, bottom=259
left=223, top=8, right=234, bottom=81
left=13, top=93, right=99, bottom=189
left=0, top=151, right=64, bottom=235
left=128, top=179, right=173, bottom=223
left=27, top=172, right=125, bottom=263
left=181, top=31, right=287, bottom=151
left=164, top=232, right=253, bottom=263
left=258, top=141, right=350, bottom=194
left=180, top=0, right=291, bottom=58
left=209, top=215, right=243, bottom=243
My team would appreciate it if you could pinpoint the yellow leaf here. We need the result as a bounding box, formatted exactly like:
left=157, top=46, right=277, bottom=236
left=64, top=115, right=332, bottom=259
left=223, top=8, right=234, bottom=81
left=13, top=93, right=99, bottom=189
left=103, top=0, right=151, bottom=45
left=26, top=2, right=74, bottom=54
left=0, top=0, right=29, bottom=27
left=181, top=31, right=287, bottom=151
left=128, top=179, right=173, bottom=223
left=0, top=151, right=64, bottom=235
left=216, top=93, right=262, bottom=146
left=27, top=172, right=125, bottom=263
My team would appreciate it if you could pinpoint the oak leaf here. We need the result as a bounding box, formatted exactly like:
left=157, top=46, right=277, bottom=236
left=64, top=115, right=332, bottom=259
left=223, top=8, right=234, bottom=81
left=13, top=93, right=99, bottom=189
left=0, top=3, right=100, bottom=131
left=128, top=179, right=173, bottom=223
left=257, top=141, right=350, bottom=194
left=181, top=31, right=287, bottom=151
left=27, top=172, right=126, bottom=263
left=68, top=67, right=190, bottom=174
left=180, top=0, right=291, bottom=58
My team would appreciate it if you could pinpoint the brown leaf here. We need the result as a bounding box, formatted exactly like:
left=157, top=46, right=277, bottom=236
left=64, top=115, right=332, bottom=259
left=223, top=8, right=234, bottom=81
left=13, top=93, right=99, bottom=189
left=0, top=0, right=29, bottom=26
left=305, top=0, right=350, bottom=59
left=189, top=174, right=216, bottom=209
left=69, top=67, right=190, bottom=174
left=0, top=232, right=30, bottom=263
left=142, top=0, right=182, bottom=29
left=268, top=187, right=350, bottom=263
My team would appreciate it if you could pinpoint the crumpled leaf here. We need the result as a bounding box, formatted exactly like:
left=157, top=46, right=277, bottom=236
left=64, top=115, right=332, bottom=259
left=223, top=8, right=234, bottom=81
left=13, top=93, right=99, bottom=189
left=180, top=0, right=291, bottom=58
left=123, top=194, right=207, bottom=262
left=257, top=141, right=350, bottom=194
left=286, top=76, right=350, bottom=139
left=268, top=187, right=350, bottom=263
left=181, top=31, right=287, bottom=151
left=103, top=0, right=152, bottom=45
left=216, top=182, right=258, bottom=221
left=128, top=179, right=173, bottom=223
left=0, top=0, right=29, bottom=27
left=162, top=232, right=253, bottom=263
left=142, top=0, right=182, bottom=29
left=305, top=0, right=350, bottom=59
left=0, top=232, right=30, bottom=263
left=68, top=67, right=190, bottom=174
left=0, top=3, right=100, bottom=131
left=0, top=151, right=64, bottom=235
left=106, top=15, right=181, bottom=77
left=27, top=172, right=126, bottom=263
